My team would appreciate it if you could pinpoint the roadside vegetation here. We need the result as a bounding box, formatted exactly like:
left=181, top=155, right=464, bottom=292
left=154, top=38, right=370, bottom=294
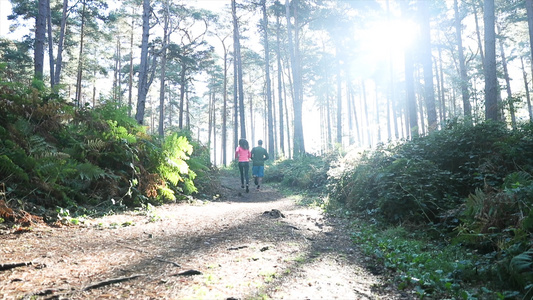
left=0, top=81, right=215, bottom=224
left=269, top=121, right=533, bottom=299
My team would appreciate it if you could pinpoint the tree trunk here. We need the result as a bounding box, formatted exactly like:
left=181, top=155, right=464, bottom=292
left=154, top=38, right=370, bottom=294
left=159, top=2, right=170, bottom=137
left=437, top=45, right=446, bottom=123
left=484, top=0, right=499, bottom=121
left=454, top=0, right=472, bottom=122
left=346, top=80, right=354, bottom=145
left=232, top=0, right=246, bottom=139
left=419, top=0, right=437, bottom=131
left=336, top=54, right=342, bottom=145
left=286, top=0, right=305, bottom=156
left=113, top=38, right=119, bottom=103
left=34, top=0, right=47, bottom=81
left=348, top=83, right=361, bottom=145
left=497, top=25, right=516, bottom=129
left=525, top=0, right=533, bottom=121
left=135, top=0, right=151, bottom=124
left=386, top=0, right=394, bottom=140
left=128, top=10, right=134, bottom=117
left=362, top=80, right=371, bottom=147
left=54, top=0, right=68, bottom=86
left=400, top=1, right=418, bottom=138
left=219, top=36, right=229, bottom=166
left=179, top=62, right=187, bottom=129
left=472, top=0, right=485, bottom=69
left=276, top=13, right=285, bottom=156
left=261, top=0, right=275, bottom=158
left=233, top=44, right=239, bottom=151
left=75, top=0, right=86, bottom=107
left=520, top=56, right=533, bottom=122
left=46, top=0, right=54, bottom=88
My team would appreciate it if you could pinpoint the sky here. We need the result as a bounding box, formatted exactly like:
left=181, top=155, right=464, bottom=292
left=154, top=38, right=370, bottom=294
left=0, top=0, right=12, bottom=38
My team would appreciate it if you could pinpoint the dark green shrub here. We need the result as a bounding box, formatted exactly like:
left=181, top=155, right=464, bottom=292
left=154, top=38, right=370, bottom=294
left=0, top=86, right=205, bottom=213
left=267, top=153, right=332, bottom=192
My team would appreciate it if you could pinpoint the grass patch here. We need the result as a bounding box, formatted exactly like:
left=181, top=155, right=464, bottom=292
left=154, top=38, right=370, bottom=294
left=351, top=220, right=521, bottom=299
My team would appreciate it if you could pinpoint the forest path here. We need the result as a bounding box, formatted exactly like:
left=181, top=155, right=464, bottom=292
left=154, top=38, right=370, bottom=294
left=0, top=174, right=413, bottom=299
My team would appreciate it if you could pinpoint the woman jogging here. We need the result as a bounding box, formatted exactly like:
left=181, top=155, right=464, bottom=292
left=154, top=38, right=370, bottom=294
left=235, top=138, right=251, bottom=193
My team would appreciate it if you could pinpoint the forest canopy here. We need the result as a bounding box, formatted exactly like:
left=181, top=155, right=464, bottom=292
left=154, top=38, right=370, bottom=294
left=1, top=0, right=532, bottom=164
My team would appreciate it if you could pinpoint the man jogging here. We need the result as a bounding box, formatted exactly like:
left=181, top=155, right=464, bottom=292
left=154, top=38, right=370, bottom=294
left=251, top=140, right=269, bottom=190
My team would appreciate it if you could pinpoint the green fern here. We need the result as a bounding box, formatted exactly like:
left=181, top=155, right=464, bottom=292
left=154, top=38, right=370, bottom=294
left=464, top=188, right=487, bottom=219
left=86, top=139, right=106, bottom=152
left=75, top=162, right=106, bottom=181
left=103, top=120, right=137, bottom=143
left=510, top=249, right=533, bottom=288
left=157, top=134, right=194, bottom=190
left=0, top=154, right=29, bottom=181
left=13, top=118, right=33, bottom=136
left=158, top=186, right=175, bottom=201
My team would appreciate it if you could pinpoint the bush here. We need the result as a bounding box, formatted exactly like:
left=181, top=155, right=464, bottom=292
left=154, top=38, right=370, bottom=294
left=267, top=153, right=334, bottom=192
left=0, top=86, right=209, bottom=216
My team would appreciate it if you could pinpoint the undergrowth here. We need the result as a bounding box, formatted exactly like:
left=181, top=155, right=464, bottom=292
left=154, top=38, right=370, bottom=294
left=265, top=122, right=533, bottom=298
left=350, top=220, right=521, bottom=299
left=0, top=80, right=215, bottom=223
left=326, top=121, right=533, bottom=299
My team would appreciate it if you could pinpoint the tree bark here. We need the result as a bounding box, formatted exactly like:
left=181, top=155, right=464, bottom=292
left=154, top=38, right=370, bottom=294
left=419, top=0, right=437, bottom=131
left=275, top=11, right=285, bottom=156
left=336, top=53, right=342, bottom=145
left=286, top=0, right=305, bottom=156
left=497, top=25, right=516, bottom=129
left=484, top=0, right=499, bottom=121
left=159, top=1, right=170, bottom=137
left=454, top=0, right=472, bottom=122
left=525, top=0, right=533, bottom=121
left=218, top=35, right=229, bottom=166
left=53, top=0, right=68, bottom=86
left=261, top=0, right=275, bottom=158
left=128, top=9, right=135, bottom=117
left=135, top=0, right=151, bottom=124
left=75, top=0, right=86, bottom=107
left=179, top=62, right=187, bottom=129
left=46, top=0, right=54, bottom=87
left=520, top=56, right=533, bottom=122
left=232, top=0, right=246, bottom=139
left=34, top=0, right=47, bottom=81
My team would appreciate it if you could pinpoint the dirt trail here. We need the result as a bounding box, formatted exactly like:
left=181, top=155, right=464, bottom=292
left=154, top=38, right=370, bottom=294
left=0, top=175, right=414, bottom=299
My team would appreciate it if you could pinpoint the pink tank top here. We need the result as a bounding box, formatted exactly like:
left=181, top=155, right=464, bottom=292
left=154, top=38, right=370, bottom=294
left=235, top=146, right=251, bottom=162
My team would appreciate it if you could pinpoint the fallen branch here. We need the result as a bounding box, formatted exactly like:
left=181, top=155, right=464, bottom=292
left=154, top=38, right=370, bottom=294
left=227, top=245, right=248, bottom=251
left=156, top=258, right=181, bottom=268
left=0, top=262, right=32, bottom=271
left=172, top=269, right=202, bottom=276
left=83, top=274, right=145, bottom=291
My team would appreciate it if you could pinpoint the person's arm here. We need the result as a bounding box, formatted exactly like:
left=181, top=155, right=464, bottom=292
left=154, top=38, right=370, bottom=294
left=264, top=149, right=269, bottom=161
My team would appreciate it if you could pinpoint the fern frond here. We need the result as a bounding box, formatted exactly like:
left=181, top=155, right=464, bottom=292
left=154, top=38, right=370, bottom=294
left=76, top=163, right=106, bottom=181
left=158, top=186, right=176, bottom=201
left=510, top=249, right=533, bottom=274
left=465, top=188, right=485, bottom=218
left=86, top=139, right=106, bottom=152
left=0, top=154, right=29, bottom=181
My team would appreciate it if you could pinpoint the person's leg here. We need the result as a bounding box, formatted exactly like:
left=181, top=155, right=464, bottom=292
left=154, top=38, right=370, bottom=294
left=257, top=166, right=264, bottom=189
left=238, top=162, right=245, bottom=188
left=244, top=162, right=250, bottom=192
left=252, top=166, right=259, bottom=186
